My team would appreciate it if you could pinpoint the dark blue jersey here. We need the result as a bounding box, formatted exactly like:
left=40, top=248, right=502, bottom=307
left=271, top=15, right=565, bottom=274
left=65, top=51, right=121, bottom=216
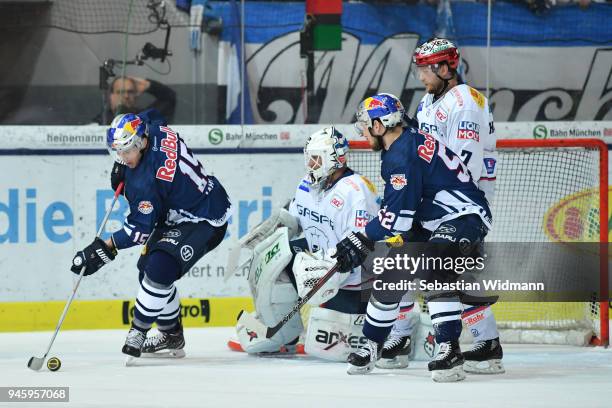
left=365, top=127, right=491, bottom=242
left=111, top=125, right=231, bottom=249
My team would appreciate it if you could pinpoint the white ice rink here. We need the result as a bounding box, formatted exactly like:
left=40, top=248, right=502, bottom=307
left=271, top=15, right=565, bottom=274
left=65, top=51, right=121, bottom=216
left=1, top=327, right=611, bottom=408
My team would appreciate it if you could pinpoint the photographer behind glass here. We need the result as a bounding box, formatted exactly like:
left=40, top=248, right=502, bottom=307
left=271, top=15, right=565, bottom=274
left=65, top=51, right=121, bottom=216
left=94, top=75, right=176, bottom=125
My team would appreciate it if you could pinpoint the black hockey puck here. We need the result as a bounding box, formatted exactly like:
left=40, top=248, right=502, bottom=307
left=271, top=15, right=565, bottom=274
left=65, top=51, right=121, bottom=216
left=47, top=357, right=61, bottom=372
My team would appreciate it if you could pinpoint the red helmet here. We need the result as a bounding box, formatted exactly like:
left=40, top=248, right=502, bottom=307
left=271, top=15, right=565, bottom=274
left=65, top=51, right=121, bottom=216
left=413, top=38, right=460, bottom=70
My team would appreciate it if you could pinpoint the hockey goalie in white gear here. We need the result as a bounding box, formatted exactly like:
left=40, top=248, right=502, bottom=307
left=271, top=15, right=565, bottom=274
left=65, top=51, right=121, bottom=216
left=234, top=126, right=381, bottom=361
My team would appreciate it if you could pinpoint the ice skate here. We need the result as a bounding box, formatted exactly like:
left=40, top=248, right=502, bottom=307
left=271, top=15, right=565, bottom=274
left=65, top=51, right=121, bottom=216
left=462, top=337, right=504, bottom=374
left=347, top=340, right=381, bottom=375
left=376, top=334, right=411, bottom=369
left=428, top=340, right=466, bottom=382
left=141, top=324, right=186, bottom=359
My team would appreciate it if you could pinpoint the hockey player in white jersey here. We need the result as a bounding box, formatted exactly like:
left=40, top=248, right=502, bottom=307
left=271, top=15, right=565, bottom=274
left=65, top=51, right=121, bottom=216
left=413, top=37, right=504, bottom=374
left=231, top=127, right=395, bottom=362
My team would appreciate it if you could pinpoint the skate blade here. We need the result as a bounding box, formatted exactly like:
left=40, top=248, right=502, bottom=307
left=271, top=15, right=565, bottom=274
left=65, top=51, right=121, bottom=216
left=125, top=356, right=139, bottom=367
left=463, top=359, right=505, bottom=374
left=375, top=355, right=409, bottom=369
left=347, top=362, right=375, bottom=375
left=431, top=365, right=466, bottom=382
left=141, top=349, right=186, bottom=359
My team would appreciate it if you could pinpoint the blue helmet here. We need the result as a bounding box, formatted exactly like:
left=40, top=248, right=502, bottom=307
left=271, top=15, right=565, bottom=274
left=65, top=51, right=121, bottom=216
left=106, top=113, right=147, bottom=161
left=355, top=93, right=405, bottom=130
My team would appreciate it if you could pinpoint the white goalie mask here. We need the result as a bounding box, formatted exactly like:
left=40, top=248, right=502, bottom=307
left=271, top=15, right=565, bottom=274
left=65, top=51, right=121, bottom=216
left=304, top=127, right=348, bottom=192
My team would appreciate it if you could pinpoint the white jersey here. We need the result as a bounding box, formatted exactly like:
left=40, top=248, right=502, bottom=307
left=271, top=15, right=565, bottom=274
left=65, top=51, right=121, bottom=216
left=416, top=84, right=497, bottom=201
left=289, top=171, right=379, bottom=290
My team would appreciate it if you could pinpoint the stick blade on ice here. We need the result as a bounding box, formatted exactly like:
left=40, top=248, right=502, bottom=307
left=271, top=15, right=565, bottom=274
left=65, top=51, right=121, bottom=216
left=27, top=356, right=44, bottom=371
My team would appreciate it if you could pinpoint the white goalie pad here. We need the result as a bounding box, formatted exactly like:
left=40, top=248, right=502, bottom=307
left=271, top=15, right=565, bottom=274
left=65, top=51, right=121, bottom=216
left=225, top=208, right=299, bottom=281
left=236, top=227, right=303, bottom=353
left=304, top=307, right=367, bottom=362
left=293, top=251, right=346, bottom=306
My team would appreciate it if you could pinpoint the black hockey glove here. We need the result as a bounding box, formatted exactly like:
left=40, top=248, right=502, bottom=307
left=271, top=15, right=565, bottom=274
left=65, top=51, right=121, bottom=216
left=71, top=238, right=117, bottom=276
left=331, top=232, right=374, bottom=273
left=111, top=161, right=126, bottom=192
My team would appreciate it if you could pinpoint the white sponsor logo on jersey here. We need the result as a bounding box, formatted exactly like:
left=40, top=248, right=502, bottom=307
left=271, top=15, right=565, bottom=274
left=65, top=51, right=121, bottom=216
left=180, top=245, right=194, bottom=261
left=457, top=121, right=480, bottom=141
left=417, top=132, right=436, bottom=163
left=435, top=107, right=448, bottom=122
left=354, top=210, right=370, bottom=228
left=330, top=194, right=344, bottom=209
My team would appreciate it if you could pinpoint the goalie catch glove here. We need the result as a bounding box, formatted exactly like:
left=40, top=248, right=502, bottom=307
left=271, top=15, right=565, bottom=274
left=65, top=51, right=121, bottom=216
left=71, top=238, right=117, bottom=276
left=331, top=232, right=374, bottom=273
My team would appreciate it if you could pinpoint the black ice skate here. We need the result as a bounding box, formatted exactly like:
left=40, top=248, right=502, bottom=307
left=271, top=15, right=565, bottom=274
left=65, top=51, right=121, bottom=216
left=428, top=340, right=466, bottom=382
left=375, top=335, right=411, bottom=369
left=462, top=337, right=504, bottom=374
left=347, top=340, right=382, bottom=375
left=122, top=326, right=148, bottom=358
left=141, top=323, right=186, bottom=359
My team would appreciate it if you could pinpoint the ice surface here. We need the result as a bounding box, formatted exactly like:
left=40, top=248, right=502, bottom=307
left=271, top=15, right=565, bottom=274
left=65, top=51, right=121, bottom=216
left=1, top=327, right=611, bottom=408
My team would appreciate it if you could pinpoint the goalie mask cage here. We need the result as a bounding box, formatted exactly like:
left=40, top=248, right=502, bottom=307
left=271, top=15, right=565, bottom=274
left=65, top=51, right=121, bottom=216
left=348, top=138, right=609, bottom=346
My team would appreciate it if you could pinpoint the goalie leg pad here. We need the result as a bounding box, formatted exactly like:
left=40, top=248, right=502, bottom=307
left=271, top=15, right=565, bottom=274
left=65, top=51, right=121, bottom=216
left=237, top=228, right=303, bottom=354
left=304, top=307, right=367, bottom=362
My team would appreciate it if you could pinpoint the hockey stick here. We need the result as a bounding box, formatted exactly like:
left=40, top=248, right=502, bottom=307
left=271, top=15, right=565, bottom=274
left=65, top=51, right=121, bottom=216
left=236, top=234, right=404, bottom=340
left=237, top=263, right=341, bottom=339
left=27, top=182, right=124, bottom=371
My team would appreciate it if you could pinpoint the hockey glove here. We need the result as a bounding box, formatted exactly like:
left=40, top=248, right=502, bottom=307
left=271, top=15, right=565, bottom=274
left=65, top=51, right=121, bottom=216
left=331, top=232, right=374, bottom=273
left=71, top=238, right=117, bottom=276
left=111, top=161, right=126, bottom=192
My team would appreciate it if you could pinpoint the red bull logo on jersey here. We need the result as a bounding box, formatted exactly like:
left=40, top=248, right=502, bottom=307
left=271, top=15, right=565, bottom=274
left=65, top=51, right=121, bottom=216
left=417, top=131, right=436, bottom=163
left=137, top=201, right=154, bottom=215
left=390, top=174, right=407, bottom=190
left=457, top=121, right=480, bottom=142
left=156, top=126, right=179, bottom=182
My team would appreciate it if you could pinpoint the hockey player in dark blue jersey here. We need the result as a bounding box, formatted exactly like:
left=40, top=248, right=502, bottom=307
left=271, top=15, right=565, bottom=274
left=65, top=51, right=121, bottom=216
left=332, top=93, right=492, bottom=382
left=70, top=111, right=231, bottom=360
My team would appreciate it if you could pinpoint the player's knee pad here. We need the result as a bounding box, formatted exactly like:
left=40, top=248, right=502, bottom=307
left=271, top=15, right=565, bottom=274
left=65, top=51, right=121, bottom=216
left=237, top=228, right=303, bottom=354
left=144, top=250, right=181, bottom=286
left=304, top=307, right=367, bottom=362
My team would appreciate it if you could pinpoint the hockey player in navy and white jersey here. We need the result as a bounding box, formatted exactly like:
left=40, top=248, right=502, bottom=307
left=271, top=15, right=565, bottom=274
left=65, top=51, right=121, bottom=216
left=414, top=38, right=497, bottom=201
left=413, top=38, right=504, bottom=374
left=331, top=93, right=493, bottom=382
left=232, top=127, right=407, bottom=362
left=70, top=110, right=231, bottom=359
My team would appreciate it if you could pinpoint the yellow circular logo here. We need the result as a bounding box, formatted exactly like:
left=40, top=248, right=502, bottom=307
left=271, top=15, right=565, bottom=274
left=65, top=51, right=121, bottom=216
left=543, top=187, right=610, bottom=242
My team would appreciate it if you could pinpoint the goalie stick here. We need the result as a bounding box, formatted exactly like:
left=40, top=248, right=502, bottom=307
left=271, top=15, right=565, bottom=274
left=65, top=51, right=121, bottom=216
left=27, top=182, right=124, bottom=371
left=237, top=263, right=341, bottom=339
left=236, top=234, right=405, bottom=340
